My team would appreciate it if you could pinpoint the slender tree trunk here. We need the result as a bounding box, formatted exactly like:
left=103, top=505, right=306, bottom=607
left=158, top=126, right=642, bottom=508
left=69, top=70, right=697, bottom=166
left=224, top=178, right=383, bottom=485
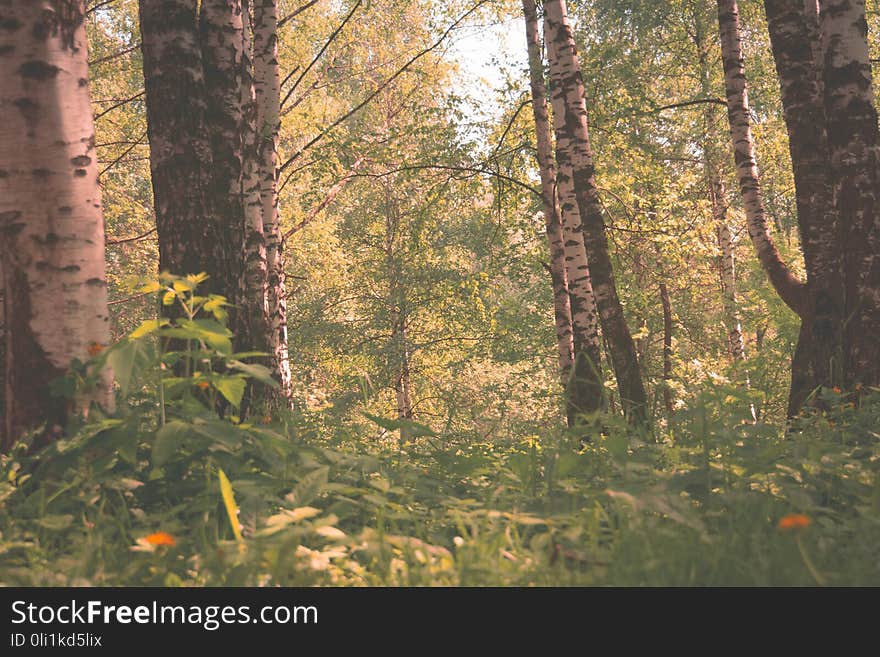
left=764, top=0, right=842, bottom=412
left=717, top=0, right=808, bottom=318
left=239, top=0, right=272, bottom=414
left=139, top=0, right=222, bottom=293
left=819, top=0, right=880, bottom=386
left=383, top=184, right=413, bottom=433
left=253, top=0, right=292, bottom=404
left=694, top=10, right=748, bottom=366
left=521, top=0, right=575, bottom=392
left=712, top=183, right=747, bottom=361
left=659, top=281, right=674, bottom=416
left=0, top=0, right=112, bottom=451
left=544, top=0, right=647, bottom=423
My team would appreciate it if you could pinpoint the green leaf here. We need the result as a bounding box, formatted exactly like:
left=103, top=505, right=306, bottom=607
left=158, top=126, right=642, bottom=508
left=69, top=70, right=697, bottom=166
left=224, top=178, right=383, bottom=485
left=153, top=420, right=190, bottom=466
left=37, top=514, right=74, bottom=530
left=226, top=360, right=279, bottom=387
left=191, top=418, right=246, bottom=450
left=213, top=376, right=246, bottom=408
left=107, top=339, right=155, bottom=397
left=218, top=468, right=243, bottom=542
left=178, top=319, right=233, bottom=354
left=291, top=467, right=329, bottom=506
left=363, top=412, right=438, bottom=437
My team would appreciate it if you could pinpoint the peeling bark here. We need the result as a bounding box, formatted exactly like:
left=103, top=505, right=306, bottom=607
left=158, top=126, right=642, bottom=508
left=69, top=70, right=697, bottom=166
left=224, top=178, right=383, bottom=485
left=544, top=0, right=646, bottom=423
left=0, top=0, right=112, bottom=450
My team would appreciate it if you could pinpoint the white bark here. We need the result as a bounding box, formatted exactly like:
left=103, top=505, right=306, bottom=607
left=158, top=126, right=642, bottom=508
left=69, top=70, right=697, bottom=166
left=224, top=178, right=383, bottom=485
left=0, top=0, right=112, bottom=446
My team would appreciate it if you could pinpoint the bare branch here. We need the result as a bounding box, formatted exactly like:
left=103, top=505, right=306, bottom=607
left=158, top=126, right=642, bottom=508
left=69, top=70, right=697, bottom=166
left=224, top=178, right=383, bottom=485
left=93, top=90, right=145, bottom=121
left=89, top=42, right=140, bottom=67
left=281, top=0, right=363, bottom=109
left=278, top=0, right=320, bottom=28
left=106, top=226, right=157, bottom=246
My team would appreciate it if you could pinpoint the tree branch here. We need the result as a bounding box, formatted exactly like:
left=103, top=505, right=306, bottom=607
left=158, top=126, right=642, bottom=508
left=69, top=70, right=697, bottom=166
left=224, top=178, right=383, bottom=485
left=278, top=0, right=320, bottom=28
left=281, top=0, right=363, bottom=109
left=278, top=0, right=491, bottom=173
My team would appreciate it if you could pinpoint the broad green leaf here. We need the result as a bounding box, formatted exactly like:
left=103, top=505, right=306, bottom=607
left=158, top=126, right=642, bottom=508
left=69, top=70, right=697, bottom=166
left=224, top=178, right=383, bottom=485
left=178, top=319, right=233, bottom=354
left=226, top=360, right=279, bottom=387
left=213, top=376, right=246, bottom=408
left=191, top=418, right=246, bottom=449
left=152, top=420, right=190, bottom=466
left=130, top=319, right=166, bottom=340
left=108, top=339, right=155, bottom=397
left=218, top=468, right=243, bottom=542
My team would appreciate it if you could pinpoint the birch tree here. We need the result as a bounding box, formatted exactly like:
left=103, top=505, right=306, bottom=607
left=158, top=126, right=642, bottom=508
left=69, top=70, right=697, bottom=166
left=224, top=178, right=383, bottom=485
left=544, top=0, right=647, bottom=422
left=0, top=0, right=112, bottom=450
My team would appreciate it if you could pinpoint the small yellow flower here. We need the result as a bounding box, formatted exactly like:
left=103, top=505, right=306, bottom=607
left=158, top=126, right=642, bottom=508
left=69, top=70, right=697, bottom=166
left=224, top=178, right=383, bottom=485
left=778, top=514, right=811, bottom=531
left=144, top=532, right=176, bottom=546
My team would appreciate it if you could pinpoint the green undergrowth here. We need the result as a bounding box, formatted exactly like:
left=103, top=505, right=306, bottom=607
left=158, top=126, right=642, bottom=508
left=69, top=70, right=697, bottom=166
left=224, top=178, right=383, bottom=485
left=0, top=275, right=878, bottom=586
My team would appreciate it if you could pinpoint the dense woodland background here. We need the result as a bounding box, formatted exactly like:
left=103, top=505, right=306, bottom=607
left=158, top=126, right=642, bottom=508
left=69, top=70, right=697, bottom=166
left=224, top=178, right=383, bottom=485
left=0, top=0, right=878, bottom=586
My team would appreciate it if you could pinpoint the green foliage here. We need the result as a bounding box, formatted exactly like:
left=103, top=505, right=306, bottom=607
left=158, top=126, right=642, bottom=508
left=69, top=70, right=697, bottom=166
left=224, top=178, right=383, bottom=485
left=1, top=297, right=878, bottom=585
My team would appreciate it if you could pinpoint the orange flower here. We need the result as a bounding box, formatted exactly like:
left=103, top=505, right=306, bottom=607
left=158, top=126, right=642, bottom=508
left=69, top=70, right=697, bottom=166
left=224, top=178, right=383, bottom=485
left=144, top=532, right=176, bottom=546
left=197, top=380, right=210, bottom=390
left=87, top=342, right=105, bottom=357
left=261, top=415, right=272, bottom=424
left=778, top=514, right=811, bottom=531
left=832, top=386, right=841, bottom=394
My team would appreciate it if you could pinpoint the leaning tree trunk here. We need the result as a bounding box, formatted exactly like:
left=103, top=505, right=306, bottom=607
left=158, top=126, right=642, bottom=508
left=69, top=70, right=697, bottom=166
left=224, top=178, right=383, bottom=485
left=139, top=0, right=222, bottom=294
left=544, top=0, right=647, bottom=423
left=253, top=0, right=292, bottom=405
left=0, top=0, right=112, bottom=451
left=818, top=0, right=880, bottom=386
left=717, top=0, right=808, bottom=319
left=764, top=0, right=843, bottom=412
left=521, top=0, right=578, bottom=403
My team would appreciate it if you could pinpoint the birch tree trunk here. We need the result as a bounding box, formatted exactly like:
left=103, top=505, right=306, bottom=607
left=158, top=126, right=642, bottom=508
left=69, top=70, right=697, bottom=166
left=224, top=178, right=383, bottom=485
left=764, top=0, right=843, bottom=412
left=253, top=0, right=292, bottom=405
left=239, top=0, right=272, bottom=414
left=0, top=0, right=112, bottom=451
left=818, top=0, right=880, bottom=386
left=712, top=182, right=747, bottom=361
left=717, top=0, right=808, bottom=319
left=199, top=0, right=246, bottom=321
left=139, top=0, right=222, bottom=293
left=544, top=0, right=647, bottom=423
left=521, top=0, right=574, bottom=392
left=659, top=281, right=674, bottom=417
left=383, top=183, right=413, bottom=432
